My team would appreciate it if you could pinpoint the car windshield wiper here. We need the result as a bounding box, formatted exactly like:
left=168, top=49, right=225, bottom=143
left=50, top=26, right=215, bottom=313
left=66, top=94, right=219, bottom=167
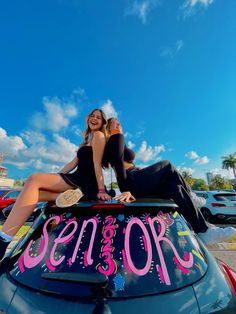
left=42, top=272, right=108, bottom=286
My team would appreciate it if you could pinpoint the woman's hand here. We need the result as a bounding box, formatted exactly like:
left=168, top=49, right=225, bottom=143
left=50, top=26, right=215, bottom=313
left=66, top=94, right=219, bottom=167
left=115, top=191, right=136, bottom=203
left=97, top=191, right=112, bottom=201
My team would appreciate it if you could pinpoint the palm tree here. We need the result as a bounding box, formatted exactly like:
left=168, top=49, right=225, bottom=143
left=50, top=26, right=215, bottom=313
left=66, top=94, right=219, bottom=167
left=181, top=170, right=194, bottom=187
left=222, top=153, right=236, bottom=179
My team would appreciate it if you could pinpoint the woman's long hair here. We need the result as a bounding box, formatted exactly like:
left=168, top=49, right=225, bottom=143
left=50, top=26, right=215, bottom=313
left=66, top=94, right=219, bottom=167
left=81, top=109, right=108, bottom=146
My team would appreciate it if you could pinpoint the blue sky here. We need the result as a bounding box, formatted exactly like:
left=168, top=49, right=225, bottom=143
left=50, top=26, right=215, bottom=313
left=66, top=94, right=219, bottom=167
left=0, top=0, right=236, bottom=184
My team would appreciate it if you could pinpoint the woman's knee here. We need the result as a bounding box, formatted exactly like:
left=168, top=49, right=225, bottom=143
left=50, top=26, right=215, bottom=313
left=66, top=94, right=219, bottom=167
left=25, top=173, right=42, bottom=186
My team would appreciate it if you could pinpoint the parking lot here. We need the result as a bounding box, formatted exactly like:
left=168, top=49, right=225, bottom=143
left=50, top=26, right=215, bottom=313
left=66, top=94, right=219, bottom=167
left=205, top=223, right=236, bottom=270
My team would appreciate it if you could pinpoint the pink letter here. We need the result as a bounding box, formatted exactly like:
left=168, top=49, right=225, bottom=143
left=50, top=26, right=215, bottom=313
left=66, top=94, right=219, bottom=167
left=71, top=218, right=98, bottom=265
left=50, top=220, right=78, bottom=267
left=124, top=217, right=152, bottom=276
left=23, top=216, right=61, bottom=269
left=148, top=216, right=194, bottom=285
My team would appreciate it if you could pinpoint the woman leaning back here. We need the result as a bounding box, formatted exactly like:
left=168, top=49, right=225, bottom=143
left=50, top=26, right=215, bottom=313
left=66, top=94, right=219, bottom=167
left=0, top=109, right=111, bottom=260
left=103, top=117, right=236, bottom=246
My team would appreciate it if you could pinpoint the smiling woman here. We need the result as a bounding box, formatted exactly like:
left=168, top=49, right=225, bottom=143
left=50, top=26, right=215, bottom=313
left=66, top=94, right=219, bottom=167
left=0, top=109, right=111, bottom=261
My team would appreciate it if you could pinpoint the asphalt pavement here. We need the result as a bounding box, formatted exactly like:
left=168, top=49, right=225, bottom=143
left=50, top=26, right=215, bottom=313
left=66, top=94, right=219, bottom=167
left=206, top=224, right=236, bottom=270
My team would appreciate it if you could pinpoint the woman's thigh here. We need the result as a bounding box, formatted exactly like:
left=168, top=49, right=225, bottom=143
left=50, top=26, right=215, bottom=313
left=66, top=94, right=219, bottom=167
left=26, top=173, right=73, bottom=193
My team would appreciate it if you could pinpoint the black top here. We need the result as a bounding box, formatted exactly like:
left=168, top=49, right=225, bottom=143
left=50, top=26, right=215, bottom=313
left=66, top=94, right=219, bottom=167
left=60, top=146, right=98, bottom=198
left=124, top=145, right=135, bottom=163
left=104, top=134, right=135, bottom=192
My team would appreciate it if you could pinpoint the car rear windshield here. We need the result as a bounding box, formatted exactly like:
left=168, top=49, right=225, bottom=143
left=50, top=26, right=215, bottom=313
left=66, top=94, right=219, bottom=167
left=0, top=190, right=9, bottom=197
left=214, top=193, right=236, bottom=201
left=8, top=204, right=207, bottom=299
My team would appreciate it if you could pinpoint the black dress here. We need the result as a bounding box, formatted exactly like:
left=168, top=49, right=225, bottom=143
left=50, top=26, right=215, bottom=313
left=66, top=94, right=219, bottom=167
left=59, top=146, right=98, bottom=199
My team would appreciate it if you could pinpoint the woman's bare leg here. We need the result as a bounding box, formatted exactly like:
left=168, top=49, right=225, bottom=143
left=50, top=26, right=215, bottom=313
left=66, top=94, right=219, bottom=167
left=2, top=173, right=72, bottom=237
left=38, top=190, right=60, bottom=202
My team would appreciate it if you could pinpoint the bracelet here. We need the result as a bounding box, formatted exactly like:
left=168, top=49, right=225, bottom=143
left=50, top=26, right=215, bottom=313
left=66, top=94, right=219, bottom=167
left=98, top=188, right=106, bottom=193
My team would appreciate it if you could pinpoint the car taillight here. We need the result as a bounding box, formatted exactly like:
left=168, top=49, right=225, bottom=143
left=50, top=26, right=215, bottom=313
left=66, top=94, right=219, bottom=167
left=218, top=260, right=236, bottom=295
left=211, top=203, right=226, bottom=207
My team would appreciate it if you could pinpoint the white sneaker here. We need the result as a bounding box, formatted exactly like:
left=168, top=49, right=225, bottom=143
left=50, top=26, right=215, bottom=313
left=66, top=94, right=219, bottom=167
left=190, top=191, right=206, bottom=208
left=198, top=225, right=236, bottom=246
left=56, top=188, right=83, bottom=208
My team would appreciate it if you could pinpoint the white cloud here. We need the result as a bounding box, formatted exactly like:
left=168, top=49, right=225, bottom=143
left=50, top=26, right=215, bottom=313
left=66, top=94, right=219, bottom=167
left=3, top=129, right=78, bottom=174
left=135, top=125, right=145, bottom=138
left=5, top=159, right=32, bottom=170
left=6, top=158, right=60, bottom=173
left=31, top=97, right=78, bottom=132
left=0, top=127, right=27, bottom=155
left=176, top=40, right=184, bottom=52
left=210, top=168, right=235, bottom=180
left=177, top=166, right=195, bottom=175
left=185, top=150, right=209, bottom=165
left=33, top=159, right=61, bottom=173
left=101, top=99, right=118, bottom=119
left=190, top=0, right=214, bottom=7
left=124, top=131, right=132, bottom=138
left=72, top=87, right=86, bottom=97
left=21, top=130, right=46, bottom=145
left=135, top=141, right=165, bottom=162
left=194, top=156, right=209, bottom=165
left=71, top=125, right=83, bottom=137
left=185, top=150, right=199, bottom=159
left=22, top=134, right=77, bottom=164
left=180, top=0, right=214, bottom=18
left=161, top=40, right=184, bottom=59
left=125, top=0, right=161, bottom=24
left=127, top=140, right=135, bottom=149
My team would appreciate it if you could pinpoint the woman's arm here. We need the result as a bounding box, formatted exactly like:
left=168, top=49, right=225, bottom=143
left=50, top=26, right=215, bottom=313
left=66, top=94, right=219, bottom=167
left=91, top=131, right=111, bottom=201
left=58, top=156, right=79, bottom=174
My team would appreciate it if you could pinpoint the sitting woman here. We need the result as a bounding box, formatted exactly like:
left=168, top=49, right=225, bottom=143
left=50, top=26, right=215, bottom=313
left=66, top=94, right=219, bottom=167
left=103, top=117, right=236, bottom=246
left=0, top=109, right=111, bottom=260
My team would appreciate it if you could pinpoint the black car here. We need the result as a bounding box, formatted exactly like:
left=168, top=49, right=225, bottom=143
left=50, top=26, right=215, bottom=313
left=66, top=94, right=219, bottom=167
left=0, top=198, right=236, bottom=313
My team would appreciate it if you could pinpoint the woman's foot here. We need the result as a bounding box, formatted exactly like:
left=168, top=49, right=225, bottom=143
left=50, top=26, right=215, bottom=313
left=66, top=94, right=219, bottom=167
left=56, top=188, right=83, bottom=208
left=198, top=225, right=236, bottom=246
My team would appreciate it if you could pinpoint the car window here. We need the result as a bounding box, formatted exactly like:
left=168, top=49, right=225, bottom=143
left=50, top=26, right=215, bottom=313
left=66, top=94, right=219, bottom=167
left=195, top=192, right=203, bottom=197
left=196, top=192, right=208, bottom=199
left=5, top=190, right=21, bottom=199
left=0, top=190, right=10, bottom=197
left=214, top=194, right=236, bottom=202
left=8, top=205, right=207, bottom=298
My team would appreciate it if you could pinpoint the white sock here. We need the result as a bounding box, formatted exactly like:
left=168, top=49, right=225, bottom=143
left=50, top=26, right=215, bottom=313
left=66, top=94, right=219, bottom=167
left=0, top=230, right=13, bottom=242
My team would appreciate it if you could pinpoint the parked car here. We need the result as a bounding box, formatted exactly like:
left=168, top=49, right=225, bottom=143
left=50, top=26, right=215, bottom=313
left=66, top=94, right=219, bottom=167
left=194, top=190, right=236, bottom=223
left=2, top=202, right=46, bottom=222
left=1, top=198, right=236, bottom=313
left=0, top=188, right=21, bottom=210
